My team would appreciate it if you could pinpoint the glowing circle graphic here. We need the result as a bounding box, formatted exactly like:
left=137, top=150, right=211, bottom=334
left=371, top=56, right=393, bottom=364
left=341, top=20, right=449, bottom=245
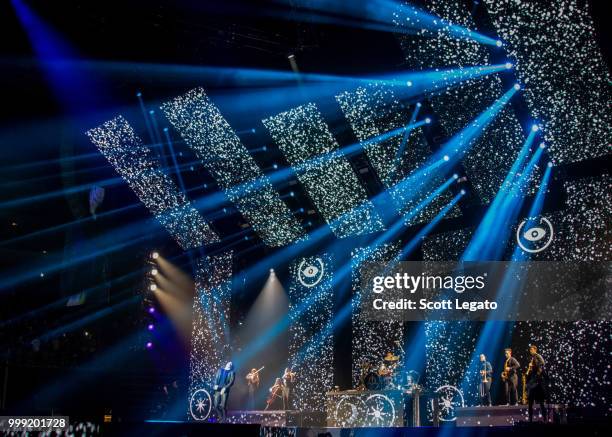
left=431, top=385, right=464, bottom=422
left=516, top=216, right=554, bottom=253
left=297, top=257, right=325, bottom=288
left=364, top=393, right=396, bottom=427
left=189, top=388, right=212, bottom=421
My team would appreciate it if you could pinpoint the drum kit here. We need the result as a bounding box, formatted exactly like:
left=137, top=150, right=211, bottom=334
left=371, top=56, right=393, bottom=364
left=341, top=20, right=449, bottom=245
left=359, top=352, right=404, bottom=391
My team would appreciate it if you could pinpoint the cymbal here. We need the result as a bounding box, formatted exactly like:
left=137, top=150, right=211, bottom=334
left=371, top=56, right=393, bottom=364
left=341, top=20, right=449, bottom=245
left=384, top=353, right=400, bottom=362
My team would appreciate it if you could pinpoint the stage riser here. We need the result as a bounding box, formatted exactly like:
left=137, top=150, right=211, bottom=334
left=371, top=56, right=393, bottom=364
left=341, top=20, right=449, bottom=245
left=456, top=405, right=567, bottom=427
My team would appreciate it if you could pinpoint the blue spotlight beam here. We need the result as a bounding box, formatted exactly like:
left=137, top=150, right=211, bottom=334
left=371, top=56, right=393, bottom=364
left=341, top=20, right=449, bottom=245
left=86, top=116, right=219, bottom=249
left=263, top=102, right=385, bottom=238
left=271, top=0, right=501, bottom=46
left=161, top=87, right=306, bottom=247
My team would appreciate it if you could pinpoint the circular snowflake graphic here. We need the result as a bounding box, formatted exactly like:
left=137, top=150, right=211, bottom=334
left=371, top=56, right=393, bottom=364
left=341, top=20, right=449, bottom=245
left=189, top=388, right=212, bottom=421
left=431, top=385, right=465, bottom=422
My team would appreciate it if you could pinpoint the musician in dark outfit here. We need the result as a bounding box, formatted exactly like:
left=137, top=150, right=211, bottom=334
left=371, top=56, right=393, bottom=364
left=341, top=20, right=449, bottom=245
left=479, top=354, right=493, bottom=406
left=502, top=348, right=520, bottom=405
left=212, top=361, right=235, bottom=421
left=526, top=345, right=548, bottom=422
left=266, top=378, right=285, bottom=410
left=245, top=368, right=260, bottom=410
left=282, top=367, right=296, bottom=410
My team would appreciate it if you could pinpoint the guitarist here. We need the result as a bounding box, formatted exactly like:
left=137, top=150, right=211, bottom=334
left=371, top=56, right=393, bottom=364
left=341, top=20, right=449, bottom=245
left=501, top=348, right=520, bottom=406
left=526, top=345, right=548, bottom=422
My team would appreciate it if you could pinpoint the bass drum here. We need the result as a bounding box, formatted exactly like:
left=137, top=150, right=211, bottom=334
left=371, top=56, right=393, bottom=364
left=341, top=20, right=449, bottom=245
left=364, top=372, right=382, bottom=390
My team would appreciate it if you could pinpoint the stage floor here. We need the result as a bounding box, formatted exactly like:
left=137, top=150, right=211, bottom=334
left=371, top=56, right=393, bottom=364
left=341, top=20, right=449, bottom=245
left=456, top=404, right=566, bottom=427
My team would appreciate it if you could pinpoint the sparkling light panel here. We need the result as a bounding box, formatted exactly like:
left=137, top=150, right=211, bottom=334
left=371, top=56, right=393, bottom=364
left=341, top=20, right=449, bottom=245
left=263, top=103, right=385, bottom=237
left=336, top=84, right=461, bottom=225
left=483, top=0, right=611, bottom=164
left=288, top=253, right=334, bottom=411
left=161, top=87, right=305, bottom=247
left=422, top=228, right=480, bottom=405
left=351, top=243, right=402, bottom=387
left=188, top=252, right=233, bottom=415
left=86, top=116, right=219, bottom=249
left=514, top=175, right=611, bottom=410
left=396, top=1, right=537, bottom=204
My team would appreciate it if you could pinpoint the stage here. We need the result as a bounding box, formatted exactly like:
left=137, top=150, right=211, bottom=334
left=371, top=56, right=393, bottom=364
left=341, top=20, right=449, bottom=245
left=127, top=421, right=611, bottom=437
left=456, top=404, right=567, bottom=427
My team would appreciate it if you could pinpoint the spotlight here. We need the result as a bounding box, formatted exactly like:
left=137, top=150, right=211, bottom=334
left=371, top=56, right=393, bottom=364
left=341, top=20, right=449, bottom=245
left=163, top=127, right=168, bottom=132
left=40, top=272, right=44, bottom=277
left=147, top=324, right=155, bottom=331
left=505, top=62, right=513, bottom=69
left=547, top=162, right=553, bottom=168
left=244, top=236, right=249, bottom=241
left=406, top=80, right=413, bottom=87
left=539, top=142, right=546, bottom=149
left=136, top=92, right=142, bottom=97
left=251, top=128, right=256, bottom=133
left=416, top=102, right=422, bottom=107
left=513, top=83, right=521, bottom=90
left=146, top=342, right=153, bottom=349
left=460, top=189, right=467, bottom=195
left=151, top=252, right=159, bottom=260
left=262, top=145, right=267, bottom=151
left=532, top=124, right=539, bottom=132
left=453, top=173, right=459, bottom=179
left=149, top=283, right=157, bottom=291
left=443, top=155, right=450, bottom=161
left=148, top=307, right=155, bottom=314
left=272, top=163, right=278, bottom=170
left=425, top=117, right=432, bottom=124
left=290, top=191, right=294, bottom=197
left=269, top=268, right=275, bottom=274
left=151, top=268, right=158, bottom=276
left=496, top=40, right=503, bottom=47
left=149, top=110, right=154, bottom=115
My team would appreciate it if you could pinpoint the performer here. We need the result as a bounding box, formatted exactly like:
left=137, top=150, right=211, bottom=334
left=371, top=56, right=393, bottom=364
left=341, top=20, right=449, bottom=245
left=501, top=348, right=520, bottom=405
left=282, top=367, right=296, bottom=409
left=526, top=345, right=548, bottom=422
left=245, top=367, right=261, bottom=410
left=212, top=361, right=235, bottom=422
left=265, top=378, right=285, bottom=410
left=479, top=354, right=493, bottom=406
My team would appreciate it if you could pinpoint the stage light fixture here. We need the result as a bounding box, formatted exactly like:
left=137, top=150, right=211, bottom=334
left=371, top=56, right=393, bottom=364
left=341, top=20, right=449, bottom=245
left=505, top=62, right=513, bottom=69
left=453, top=174, right=459, bottom=179
left=136, top=92, right=142, bottom=97
left=513, top=83, right=521, bottom=90
left=443, top=155, right=450, bottom=161
left=547, top=162, right=553, bottom=168
left=460, top=189, right=467, bottom=195
left=539, top=142, right=546, bottom=149
left=532, top=124, right=539, bottom=132
left=496, top=40, right=503, bottom=47
left=149, top=284, right=157, bottom=291
left=290, top=191, right=295, bottom=197
left=151, top=268, right=158, bottom=276
left=272, top=163, right=278, bottom=169
left=148, top=307, right=155, bottom=314
left=151, top=251, right=159, bottom=259
left=146, top=342, right=153, bottom=349
left=147, top=324, right=154, bottom=331
left=407, top=80, right=413, bottom=87
left=269, top=268, right=275, bottom=274
left=425, top=117, right=432, bottom=124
